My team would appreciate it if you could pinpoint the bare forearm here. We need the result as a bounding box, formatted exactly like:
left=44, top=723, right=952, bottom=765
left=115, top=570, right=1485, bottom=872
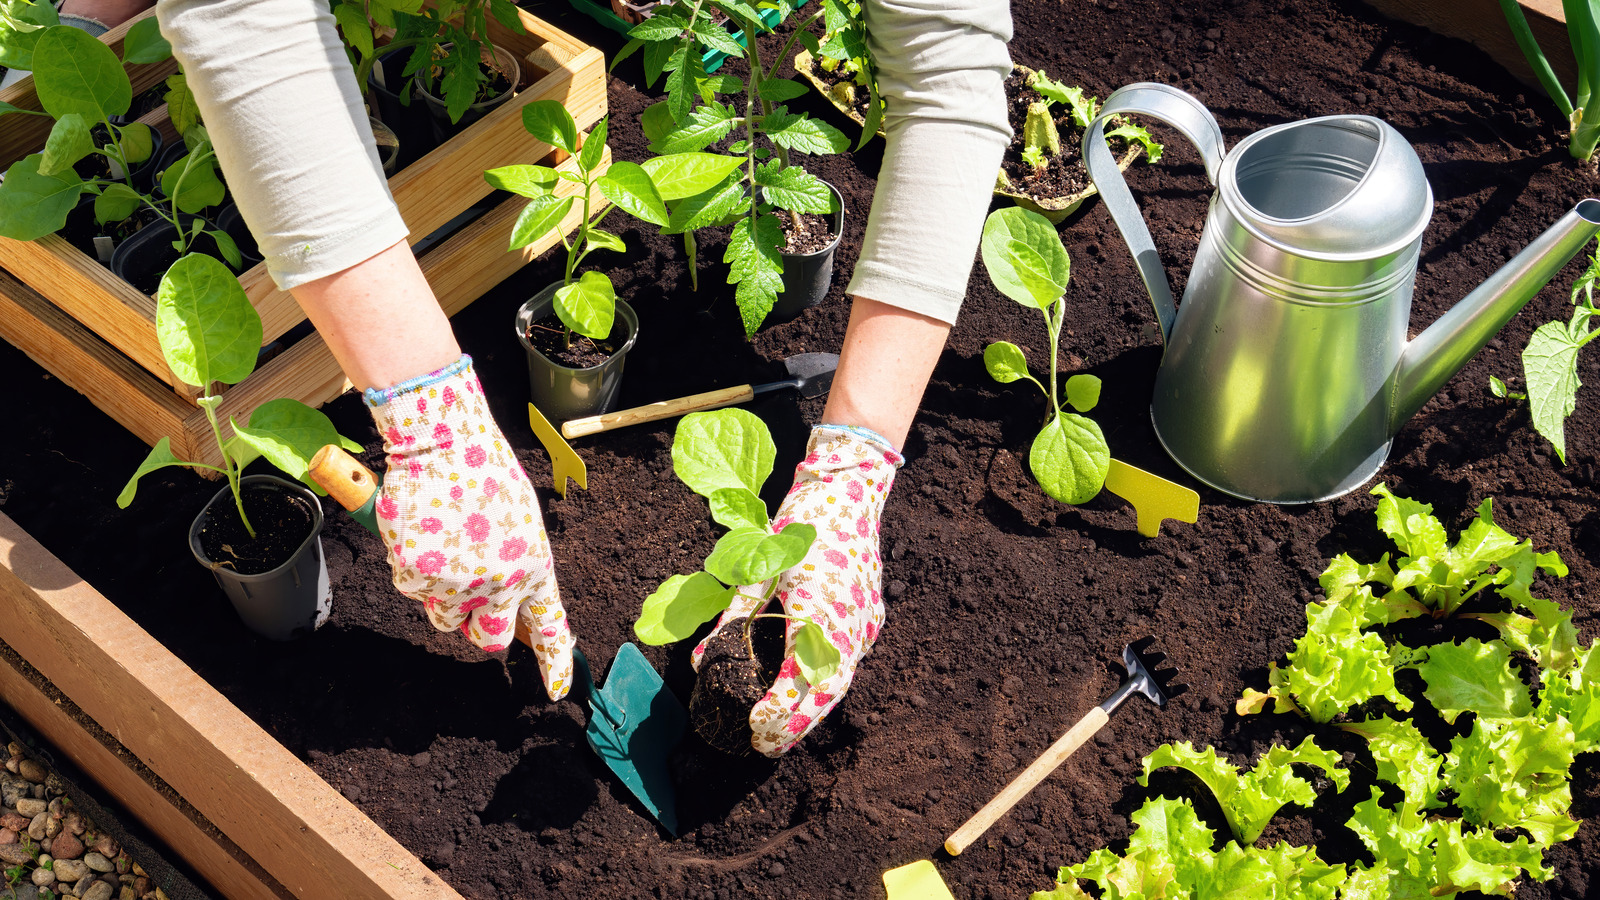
left=821, top=297, right=950, bottom=448
left=290, top=240, right=460, bottom=391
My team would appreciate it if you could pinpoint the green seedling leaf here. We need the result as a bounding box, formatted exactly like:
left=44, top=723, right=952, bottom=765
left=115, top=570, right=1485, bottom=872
left=635, top=572, right=736, bottom=645
left=231, top=398, right=360, bottom=490
left=1433, top=820, right=1550, bottom=893
left=663, top=174, right=747, bottom=235
left=665, top=47, right=704, bottom=123
left=585, top=228, right=625, bottom=254
left=702, top=73, right=743, bottom=96
left=210, top=229, right=242, bottom=270
left=1371, top=483, right=1449, bottom=560
left=1410, top=638, right=1533, bottom=724
left=33, top=25, right=131, bottom=122
left=981, top=206, right=1070, bottom=309
left=758, top=78, right=808, bottom=103
left=488, top=0, right=526, bottom=32
left=1029, top=413, right=1109, bottom=505
left=672, top=408, right=775, bottom=498
left=553, top=270, right=617, bottom=340
left=761, top=106, right=850, bottom=154
left=725, top=212, right=785, bottom=335
left=164, top=73, right=198, bottom=136
left=484, top=164, right=559, bottom=197
left=752, top=160, right=835, bottom=213
left=577, top=116, right=608, bottom=173
left=156, top=253, right=262, bottom=389
left=333, top=3, right=374, bottom=58
left=704, top=522, right=815, bottom=586
left=597, top=160, right=669, bottom=226
left=708, top=487, right=767, bottom=531
left=0, top=153, right=84, bottom=241
left=160, top=152, right=226, bottom=214
left=1542, top=645, right=1600, bottom=752
left=693, top=18, right=745, bottom=56
left=792, top=620, right=840, bottom=684
left=1522, top=308, right=1591, bottom=463
left=626, top=12, right=689, bottom=41
left=0, top=0, right=60, bottom=70
left=522, top=99, right=578, bottom=153
left=1106, top=122, right=1164, bottom=163
left=507, top=194, right=575, bottom=250
left=984, top=341, right=1031, bottom=384
left=641, top=151, right=744, bottom=200
left=116, top=437, right=191, bottom=508
left=122, top=14, right=172, bottom=63
left=1478, top=595, right=1580, bottom=673
left=38, top=112, right=93, bottom=176
left=640, top=100, right=675, bottom=149
left=1448, top=713, right=1576, bottom=838
left=1139, top=737, right=1342, bottom=845
left=1278, top=601, right=1412, bottom=722
left=117, top=121, right=154, bottom=165
left=1065, top=374, right=1101, bottom=412
left=94, top=182, right=141, bottom=225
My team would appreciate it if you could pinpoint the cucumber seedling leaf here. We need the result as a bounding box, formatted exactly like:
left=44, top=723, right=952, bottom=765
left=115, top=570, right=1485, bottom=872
left=156, top=253, right=262, bottom=389
left=672, top=408, right=775, bottom=499
left=635, top=572, right=736, bottom=644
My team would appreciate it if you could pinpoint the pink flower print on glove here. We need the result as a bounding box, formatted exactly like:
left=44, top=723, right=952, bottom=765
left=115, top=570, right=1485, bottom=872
left=366, top=355, right=574, bottom=700
left=692, top=424, right=904, bottom=756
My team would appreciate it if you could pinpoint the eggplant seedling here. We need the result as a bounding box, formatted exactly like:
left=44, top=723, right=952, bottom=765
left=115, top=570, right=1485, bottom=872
left=633, top=409, right=840, bottom=686
left=980, top=206, right=1110, bottom=504
left=118, top=254, right=359, bottom=536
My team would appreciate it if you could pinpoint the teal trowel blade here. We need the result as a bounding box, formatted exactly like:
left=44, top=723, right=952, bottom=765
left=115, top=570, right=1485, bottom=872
left=574, top=644, right=686, bottom=835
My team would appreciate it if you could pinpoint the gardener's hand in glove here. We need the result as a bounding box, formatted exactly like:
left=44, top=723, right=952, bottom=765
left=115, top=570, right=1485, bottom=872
left=692, top=425, right=904, bottom=756
left=366, top=355, right=574, bottom=699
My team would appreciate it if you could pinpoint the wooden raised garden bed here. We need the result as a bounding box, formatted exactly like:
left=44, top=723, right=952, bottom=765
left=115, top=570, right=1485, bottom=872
left=0, top=6, right=609, bottom=470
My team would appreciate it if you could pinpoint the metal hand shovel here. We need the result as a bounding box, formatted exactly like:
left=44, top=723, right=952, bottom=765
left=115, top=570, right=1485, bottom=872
left=944, top=639, right=1185, bottom=855
left=307, top=445, right=688, bottom=834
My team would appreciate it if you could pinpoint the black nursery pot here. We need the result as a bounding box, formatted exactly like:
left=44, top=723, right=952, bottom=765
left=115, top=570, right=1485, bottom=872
left=515, top=282, right=639, bottom=423
left=367, top=49, right=445, bottom=166
left=768, top=179, right=845, bottom=323
left=214, top=203, right=265, bottom=268
left=76, top=125, right=166, bottom=195
left=412, top=43, right=521, bottom=144
left=109, top=218, right=237, bottom=296
left=189, top=475, right=331, bottom=642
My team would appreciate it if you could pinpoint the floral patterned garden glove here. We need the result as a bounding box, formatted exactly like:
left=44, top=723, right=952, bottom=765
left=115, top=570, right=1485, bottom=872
left=692, top=425, right=904, bottom=756
left=365, top=355, right=574, bottom=700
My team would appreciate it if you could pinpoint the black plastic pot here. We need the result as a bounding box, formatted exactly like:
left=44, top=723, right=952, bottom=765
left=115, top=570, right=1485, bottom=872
left=61, top=194, right=159, bottom=264
left=367, top=48, right=445, bottom=168
left=109, top=218, right=236, bottom=296
left=515, top=282, right=639, bottom=423
left=412, top=42, right=521, bottom=143
left=75, top=125, right=165, bottom=196
left=768, top=179, right=845, bottom=323
left=215, top=203, right=265, bottom=268
left=189, top=475, right=330, bottom=641
left=370, top=115, right=402, bottom=176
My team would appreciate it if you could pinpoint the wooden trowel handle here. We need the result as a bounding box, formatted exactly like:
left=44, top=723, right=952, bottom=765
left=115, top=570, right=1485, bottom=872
left=944, top=705, right=1110, bottom=856
left=561, top=384, right=756, bottom=439
left=307, top=444, right=542, bottom=656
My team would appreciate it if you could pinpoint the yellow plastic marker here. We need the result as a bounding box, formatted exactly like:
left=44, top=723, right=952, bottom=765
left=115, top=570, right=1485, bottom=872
left=528, top=403, right=588, bottom=498
left=1103, top=458, right=1200, bottom=538
left=882, top=860, right=956, bottom=900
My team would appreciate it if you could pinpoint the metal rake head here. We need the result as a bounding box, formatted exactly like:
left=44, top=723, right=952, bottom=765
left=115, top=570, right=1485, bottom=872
left=1121, top=636, right=1188, bottom=709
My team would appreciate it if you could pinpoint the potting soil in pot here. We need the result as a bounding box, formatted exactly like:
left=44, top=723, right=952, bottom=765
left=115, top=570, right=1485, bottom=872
left=4, top=0, right=1600, bottom=897
left=195, top=484, right=318, bottom=576
left=524, top=312, right=626, bottom=369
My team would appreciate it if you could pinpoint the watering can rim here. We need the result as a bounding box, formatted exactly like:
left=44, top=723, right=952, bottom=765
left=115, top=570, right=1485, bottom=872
left=1215, top=112, right=1434, bottom=263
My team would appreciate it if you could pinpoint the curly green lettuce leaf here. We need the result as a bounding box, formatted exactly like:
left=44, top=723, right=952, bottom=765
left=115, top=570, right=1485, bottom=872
left=1539, top=643, right=1600, bottom=752
left=1280, top=602, right=1412, bottom=723
left=1407, top=638, right=1533, bottom=724
left=1338, top=717, right=1446, bottom=813
left=1139, top=737, right=1343, bottom=844
left=1447, top=714, right=1577, bottom=844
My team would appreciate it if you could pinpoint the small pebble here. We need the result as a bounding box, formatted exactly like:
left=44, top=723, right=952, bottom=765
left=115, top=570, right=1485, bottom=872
left=91, top=836, right=117, bottom=858
left=925, top=789, right=942, bottom=803
left=15, top=799, right=46, bottom=817
left=29, top=812, right=48, bottom=840
left=85, top=851, right=114, bottom=873
left=54, top=859, right=89, bottom=882
left=885, top=580, right=906, bottom=600
left=31, top=868, right=55, bottom=887
left=0, top=843, right=34, bottom=865
left=767, top=862, right=786, bottom=878
left=0, top=828, right=15, bottom=845
left=18, top=760, right=47, bottom=784
left=51, top=831, right=83, bottom=860
left=83, top=881, right=113, bottom=900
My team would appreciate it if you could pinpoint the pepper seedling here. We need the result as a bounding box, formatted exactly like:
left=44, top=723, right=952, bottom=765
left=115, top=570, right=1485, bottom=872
left=632, top=408, right=840, bottom=685
left=118, top=254, right=359, bottom=536
left=980, top=206, right=1110, bottom=505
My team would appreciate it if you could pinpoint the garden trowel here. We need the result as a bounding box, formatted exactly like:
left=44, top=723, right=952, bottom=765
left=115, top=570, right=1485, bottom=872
left=561, top=351, right=838, bottom=438
left=306, top=445, right=687, bottom=834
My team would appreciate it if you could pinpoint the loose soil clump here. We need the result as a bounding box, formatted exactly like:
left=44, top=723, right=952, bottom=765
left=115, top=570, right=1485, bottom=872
left=687, top=621, right=771, bottom=755
left=2, top=0, right=1600, bottom=898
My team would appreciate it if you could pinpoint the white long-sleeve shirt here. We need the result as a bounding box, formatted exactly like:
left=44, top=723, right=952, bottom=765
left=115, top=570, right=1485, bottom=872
left=155, top=0, right=1011, bottom=324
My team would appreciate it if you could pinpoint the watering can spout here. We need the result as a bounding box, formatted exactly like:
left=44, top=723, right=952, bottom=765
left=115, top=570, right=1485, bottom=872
left=1391, top=199, right=1600, bottom=435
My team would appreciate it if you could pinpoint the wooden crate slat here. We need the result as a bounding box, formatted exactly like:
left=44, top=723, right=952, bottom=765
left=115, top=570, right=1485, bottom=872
left=0, top=646, right=291, bottom=900
left=0, top=512, right=465, bottom=900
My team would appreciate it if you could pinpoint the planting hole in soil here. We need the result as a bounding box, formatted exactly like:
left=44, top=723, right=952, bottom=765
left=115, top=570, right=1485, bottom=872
left=524, top=312, right=624, bottom=368
left=196, top=482, right=317, bottom=575
left=8, top=0, right=1600, bottom=898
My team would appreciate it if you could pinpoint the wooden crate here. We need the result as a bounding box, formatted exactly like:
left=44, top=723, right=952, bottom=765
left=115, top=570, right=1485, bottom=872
left=0, top=6, right=609, bottom=468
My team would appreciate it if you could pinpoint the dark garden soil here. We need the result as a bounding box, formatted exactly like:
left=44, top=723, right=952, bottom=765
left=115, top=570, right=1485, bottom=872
left=195, top=482, right=319, bottom=577
left=780, top=210, right=835, bottom=254
left=999, top=70, right=1106, bottom=203
left=525, top=313, right=624, bottom=368
left=5, top=0, right=1600, bottom=898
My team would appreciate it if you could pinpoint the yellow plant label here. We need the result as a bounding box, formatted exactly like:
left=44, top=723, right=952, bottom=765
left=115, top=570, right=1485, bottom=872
left=882, top=861, right=956, bottom=900
left=1104, top=457, right=1199, bottom=538
left=528, top=403, right=588, bottom=498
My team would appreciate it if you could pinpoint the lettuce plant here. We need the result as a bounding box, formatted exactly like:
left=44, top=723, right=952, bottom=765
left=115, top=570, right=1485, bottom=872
left=1138, top=737, right=1347, bottom=845
left=1011, top=69, right=1161, bottom=180
left=0, top=18, right=234, bottom=261
left=807, top=0, right=880, bottom=142
left=978, top=207, right=1109, bottom=504
left=118, top=254, right=359, bottom=537
left=616, top=0, right=851, bottom=333
left=632, top=409, right=840, bottom=684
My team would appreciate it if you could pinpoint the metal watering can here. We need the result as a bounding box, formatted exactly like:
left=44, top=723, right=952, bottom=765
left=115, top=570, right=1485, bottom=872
left=1082, top=83, right=1600, bottom=504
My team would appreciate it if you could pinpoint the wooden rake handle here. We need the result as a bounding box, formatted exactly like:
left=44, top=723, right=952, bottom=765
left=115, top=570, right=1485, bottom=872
left=560, top=384, right=756, bottom=439
left=944, top=705, right=1110, bottom=856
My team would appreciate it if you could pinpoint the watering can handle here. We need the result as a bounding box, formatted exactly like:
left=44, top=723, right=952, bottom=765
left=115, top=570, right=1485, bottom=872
left=1083, top=83, right=1227, bottom=342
